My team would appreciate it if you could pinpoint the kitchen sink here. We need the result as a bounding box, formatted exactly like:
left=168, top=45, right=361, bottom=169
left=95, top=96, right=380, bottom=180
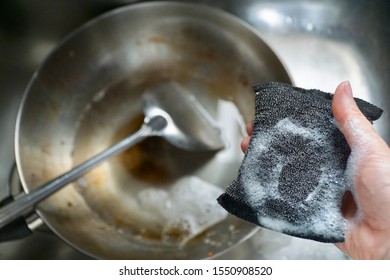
left=0, top=0, right=388, bottom=259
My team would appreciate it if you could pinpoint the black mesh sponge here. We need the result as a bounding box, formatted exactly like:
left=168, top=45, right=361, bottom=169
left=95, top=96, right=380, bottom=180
left=217, top=82, right=383, bottom=242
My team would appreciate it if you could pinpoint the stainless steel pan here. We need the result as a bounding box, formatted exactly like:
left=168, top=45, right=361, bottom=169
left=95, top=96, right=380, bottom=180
left=13, top=2, right=291, bottom=259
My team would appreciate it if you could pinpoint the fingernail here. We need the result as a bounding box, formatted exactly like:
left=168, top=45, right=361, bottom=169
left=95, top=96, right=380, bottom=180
left=343, top=81, right=353, bottom=98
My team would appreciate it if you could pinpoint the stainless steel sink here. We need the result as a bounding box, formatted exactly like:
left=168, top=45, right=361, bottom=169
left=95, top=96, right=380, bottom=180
left=0, top=0, right=388, bottom=259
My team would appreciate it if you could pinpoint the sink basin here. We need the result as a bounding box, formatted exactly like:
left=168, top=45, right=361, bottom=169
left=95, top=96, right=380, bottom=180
left=0, top=0, right=388, bottom=259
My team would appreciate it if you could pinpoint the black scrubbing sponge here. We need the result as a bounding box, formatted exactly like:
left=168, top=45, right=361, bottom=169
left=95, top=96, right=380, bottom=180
left=217, top=82, right=383, bottom=242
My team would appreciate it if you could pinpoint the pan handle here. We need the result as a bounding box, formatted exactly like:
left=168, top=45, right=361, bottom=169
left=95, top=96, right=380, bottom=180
left=0, top=122, right=156, bottom=230
left=0, top=164, right=44, bottom=242
left=0, top=196, right=32, bottom=242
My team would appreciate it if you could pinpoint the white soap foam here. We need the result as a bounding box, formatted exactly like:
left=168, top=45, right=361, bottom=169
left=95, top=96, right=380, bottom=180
left=215, top=100, right=247, bottom=151
left=242, top=117, right=347, bottom=241
left=336, top=115, right=377, bottom=183
left=196, top=100, right=247, bottom=186
left=342, top=118, right=373, bottom=179
left=335, top=117, right=375, bottom=226
left=275, top=118, right=326, bottom=143
left=243, top=118, right=326, bottom=207
left=137, top=176, right=228, bottom=245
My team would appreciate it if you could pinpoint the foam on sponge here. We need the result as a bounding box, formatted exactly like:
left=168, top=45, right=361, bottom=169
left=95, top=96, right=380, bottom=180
left=217, top=82, right=383, bottom=242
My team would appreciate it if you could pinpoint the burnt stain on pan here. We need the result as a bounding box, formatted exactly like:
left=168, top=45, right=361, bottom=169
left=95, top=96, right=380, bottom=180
left=112, top=113, right=215, bottom=185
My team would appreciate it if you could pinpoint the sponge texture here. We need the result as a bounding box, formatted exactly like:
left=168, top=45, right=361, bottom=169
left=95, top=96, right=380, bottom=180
left=217, top=82, right=383, bottom=242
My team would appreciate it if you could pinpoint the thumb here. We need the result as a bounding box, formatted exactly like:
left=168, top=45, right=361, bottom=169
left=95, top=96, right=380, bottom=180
left=332, top=81, right=386, bottom=152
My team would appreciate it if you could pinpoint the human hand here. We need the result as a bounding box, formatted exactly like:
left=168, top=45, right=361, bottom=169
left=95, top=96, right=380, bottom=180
left=241, top=81, right=390, bottom=259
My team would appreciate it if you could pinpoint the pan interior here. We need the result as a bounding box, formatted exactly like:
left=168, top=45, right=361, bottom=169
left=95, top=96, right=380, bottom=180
left=16, top=2, right=291, bottom=259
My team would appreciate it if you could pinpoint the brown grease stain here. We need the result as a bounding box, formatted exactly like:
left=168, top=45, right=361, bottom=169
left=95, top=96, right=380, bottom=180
left=111, top=112, right=216, bottom=185
left=149, top=36, right=168, bottom=44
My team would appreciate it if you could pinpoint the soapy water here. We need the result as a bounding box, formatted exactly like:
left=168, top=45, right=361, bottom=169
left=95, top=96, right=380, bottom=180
left=137, top=176, right=227, bottom=245
left=130, top=100, right=245, bottom=245
left=73, top=97, right=246, bottom=246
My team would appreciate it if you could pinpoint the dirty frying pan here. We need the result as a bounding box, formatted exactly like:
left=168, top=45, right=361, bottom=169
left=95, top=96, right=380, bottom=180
left=11, top=2, right=291, bottom=259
